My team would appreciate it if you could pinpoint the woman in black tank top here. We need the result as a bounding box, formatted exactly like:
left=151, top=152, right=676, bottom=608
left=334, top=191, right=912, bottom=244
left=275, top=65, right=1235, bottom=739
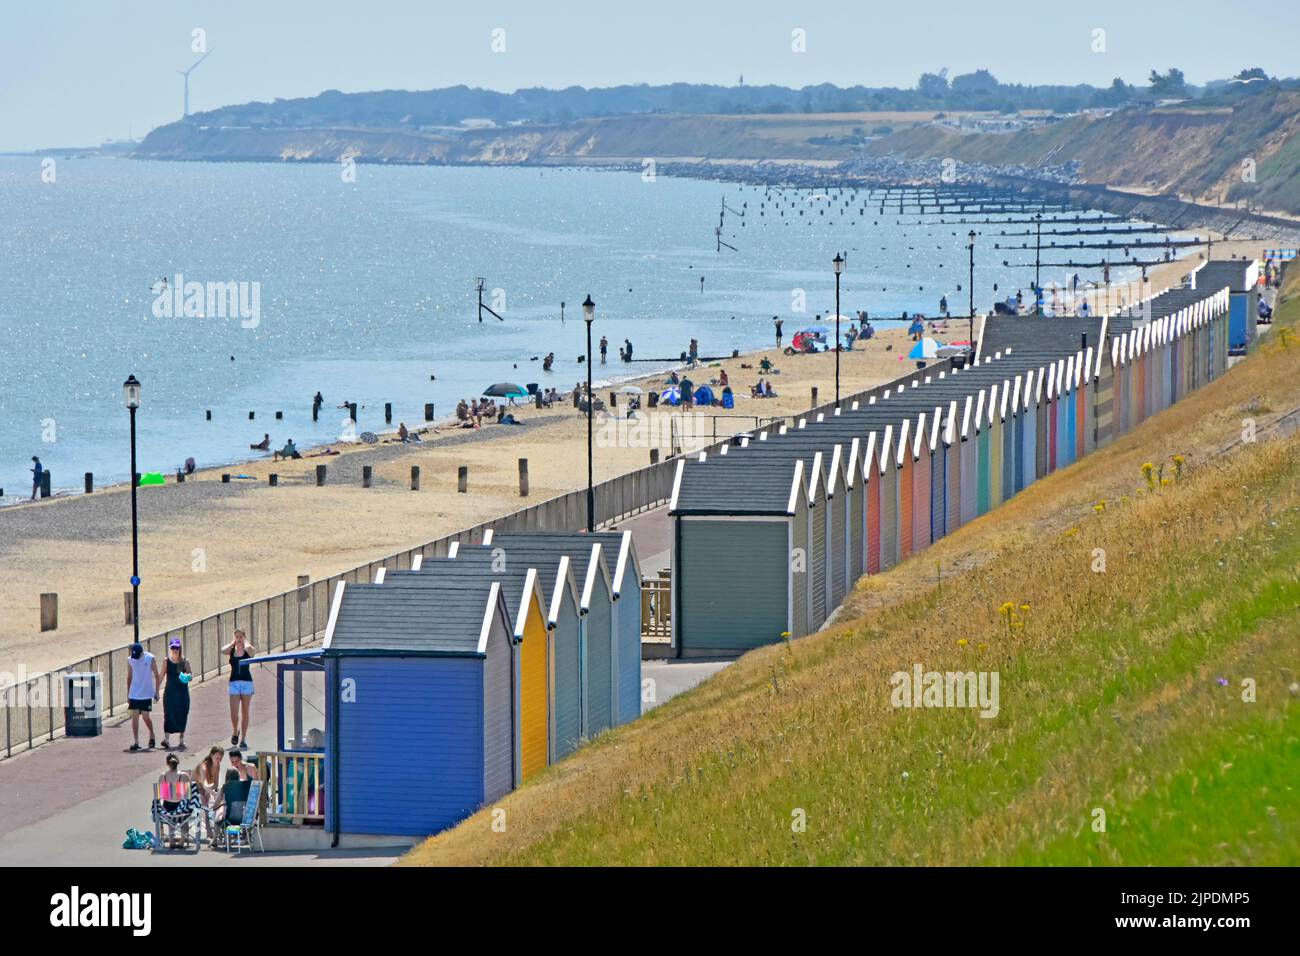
left=220, top=629, right=257, bottom=749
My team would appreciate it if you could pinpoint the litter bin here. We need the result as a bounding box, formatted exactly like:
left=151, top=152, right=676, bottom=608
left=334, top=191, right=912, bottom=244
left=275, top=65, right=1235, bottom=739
left=63, top=672, right=103, bottom=737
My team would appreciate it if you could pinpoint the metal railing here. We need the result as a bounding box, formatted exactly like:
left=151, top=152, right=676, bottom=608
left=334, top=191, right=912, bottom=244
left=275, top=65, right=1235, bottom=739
left=640, top=575, right=672, bottom=641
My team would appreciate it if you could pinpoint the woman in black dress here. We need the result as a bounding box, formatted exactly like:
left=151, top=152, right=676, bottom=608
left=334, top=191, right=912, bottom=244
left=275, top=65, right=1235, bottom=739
left=161, top=638, right=192, bottom=750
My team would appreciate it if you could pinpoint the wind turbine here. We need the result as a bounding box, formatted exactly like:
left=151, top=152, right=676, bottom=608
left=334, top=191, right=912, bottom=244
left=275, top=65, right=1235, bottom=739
left=178, top=49, right=213, bottom=119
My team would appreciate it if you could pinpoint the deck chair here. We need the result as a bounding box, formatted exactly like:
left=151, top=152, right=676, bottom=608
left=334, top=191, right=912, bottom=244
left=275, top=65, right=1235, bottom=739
left=224, top=779, right=265, bottom=855
left=151, top=781, right=202, bottom=853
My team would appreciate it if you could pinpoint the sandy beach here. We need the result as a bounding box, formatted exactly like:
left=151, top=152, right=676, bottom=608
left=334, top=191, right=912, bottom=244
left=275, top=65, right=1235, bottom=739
left=0, top=324, right=933, bottom=676
left=1, top=234, right=1277, bottom=680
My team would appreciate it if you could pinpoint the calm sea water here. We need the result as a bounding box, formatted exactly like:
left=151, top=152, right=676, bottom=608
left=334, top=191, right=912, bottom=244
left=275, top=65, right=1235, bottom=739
left=0, top=156, right=1171, bottom=496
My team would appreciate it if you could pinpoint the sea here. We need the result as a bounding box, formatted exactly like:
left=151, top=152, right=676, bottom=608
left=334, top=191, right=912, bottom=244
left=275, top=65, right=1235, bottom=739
left=0, top=155, right=1184, bottom=497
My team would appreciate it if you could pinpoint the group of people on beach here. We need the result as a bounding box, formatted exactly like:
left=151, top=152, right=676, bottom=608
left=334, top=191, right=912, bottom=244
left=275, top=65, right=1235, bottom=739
left=456, top=397, right=504, bottom=428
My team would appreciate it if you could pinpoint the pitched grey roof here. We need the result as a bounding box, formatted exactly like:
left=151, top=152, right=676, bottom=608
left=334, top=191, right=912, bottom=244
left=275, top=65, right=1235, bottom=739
left=1194, top=260, right=1254, bottom=294
left=980, top=317, right=1104, bottom=360
left=325, top=577, right=504, bottom=657
left=487, top=531, right=638, bottom=593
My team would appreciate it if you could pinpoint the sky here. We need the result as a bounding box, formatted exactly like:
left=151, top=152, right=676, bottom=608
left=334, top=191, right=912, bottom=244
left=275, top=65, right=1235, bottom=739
left=1, top=0, right=1295, bottom=151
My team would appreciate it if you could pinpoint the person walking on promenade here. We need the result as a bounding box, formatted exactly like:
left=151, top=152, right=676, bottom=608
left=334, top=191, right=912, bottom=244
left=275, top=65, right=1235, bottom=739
left=30, top=456, right=43, bottom=499
left=126, top=642, right=161, bottom=752
left=160, top=638, right=192, bottom=751
left=773, top=316, right=783, bottom=347
left=222, top=629, right=256, bottom=749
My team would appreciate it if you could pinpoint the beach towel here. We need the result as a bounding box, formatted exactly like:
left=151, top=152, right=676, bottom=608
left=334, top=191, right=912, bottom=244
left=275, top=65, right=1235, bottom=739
left=123, top=828, right=157, bottom=850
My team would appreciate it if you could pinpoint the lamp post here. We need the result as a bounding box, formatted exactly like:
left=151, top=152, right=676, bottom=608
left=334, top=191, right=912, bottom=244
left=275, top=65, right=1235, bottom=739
left=832, top=253, right=844, bottom=407
left=123, top=374, right=142, bottom=642
left=967, top=230, right=976, bottom=354
left=1033, top=213, right=1043, bottom=315
left=583, top=295, right=595, bottom=533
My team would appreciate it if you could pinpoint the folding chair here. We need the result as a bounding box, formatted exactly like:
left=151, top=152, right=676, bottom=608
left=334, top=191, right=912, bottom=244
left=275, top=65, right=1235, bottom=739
left=150, top=782, right=201, bottom=854
left=224, top=779, right=265, bottom=855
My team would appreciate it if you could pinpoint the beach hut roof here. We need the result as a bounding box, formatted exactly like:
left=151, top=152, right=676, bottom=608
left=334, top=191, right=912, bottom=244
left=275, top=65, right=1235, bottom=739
left=671, top=454, right=807, bottom=515
left=465, top=535, right=613, bottom=613
left=388, top=553, right=547, bottom=641
left=487, top=530, right=640, bottom=597
left=1192, top=260, right=1254, bottom=294
left=322, top=578, right=510, bottom=657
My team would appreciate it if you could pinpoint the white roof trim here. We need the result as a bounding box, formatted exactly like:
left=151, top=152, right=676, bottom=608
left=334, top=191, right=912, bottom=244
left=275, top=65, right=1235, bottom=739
left=787, top=458, right=805, bottom=514
left=961, top=395, right=973, bottom=440
left=374, top=567, right=386, bottom=584
left=515, top=567, right=540, bottom=640
left=895, top=419, right=911, bottom=467
left=448, top=541, right=460, bottom=558
left=481, top=528, right=493, bottom=546
left=912, top=412, right=927, bottom=459
left=322, top=580, right=346, bottom=650
left=974, top=390, right=986, bottom=434
left=411, top=554, right=423, bottom=571
left=477, top=581, right=502, bottom=655
left=611, top=530, right=633, bottom=596
left=880, top=425, right=894, bottom=474
left=669, top=458, right=686, bottom=511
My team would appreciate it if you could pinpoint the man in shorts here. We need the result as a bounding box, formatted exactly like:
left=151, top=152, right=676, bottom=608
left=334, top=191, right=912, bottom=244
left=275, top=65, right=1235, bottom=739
left=126, top=642, right=162, bottom=751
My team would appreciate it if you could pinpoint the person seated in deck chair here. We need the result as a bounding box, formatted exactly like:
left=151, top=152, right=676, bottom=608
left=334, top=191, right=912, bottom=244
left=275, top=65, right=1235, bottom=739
left=214, top=768, right=250, bottom=827
left=273, top=438, right=300, bottom=461
left=249, top=434, right=270, bottom=451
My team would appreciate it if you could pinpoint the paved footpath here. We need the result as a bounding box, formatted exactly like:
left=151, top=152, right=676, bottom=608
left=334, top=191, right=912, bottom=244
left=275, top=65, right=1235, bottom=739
left=0, top=655, right=728, bottom=866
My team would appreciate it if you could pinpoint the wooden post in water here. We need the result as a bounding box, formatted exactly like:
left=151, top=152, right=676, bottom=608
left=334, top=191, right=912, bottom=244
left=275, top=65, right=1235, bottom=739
left=650, top=449, right=660, bottom=464
left=275, top=411, right=283, bottom=420
left=424, top=403, right=434, bottom=422
left=384, top=403, right=392, bottom=424
left=410, top=466, right=420, bottom=491
left=84, top=472, right=93, bottom=494
left=518, top=459, right=529, bottom=497
left=248, top=411, right=255, bottom=420
left=362, top=465, right=372, bottom=488
left=205, top=410, right=212, bottom=421
left=40, top=593, right=58, bottom=632
left=315, top=464, right=327, bottom=486
left=457, top=466, right=468, bottom=493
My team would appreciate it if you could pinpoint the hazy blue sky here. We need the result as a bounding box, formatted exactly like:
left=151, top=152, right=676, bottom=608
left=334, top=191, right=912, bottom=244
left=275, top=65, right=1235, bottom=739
left=1, top=0, right=1294, bottom=150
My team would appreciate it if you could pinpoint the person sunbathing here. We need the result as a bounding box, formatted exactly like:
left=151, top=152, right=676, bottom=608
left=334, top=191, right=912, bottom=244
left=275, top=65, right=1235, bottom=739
left=249, top=434, right=270, bottom=451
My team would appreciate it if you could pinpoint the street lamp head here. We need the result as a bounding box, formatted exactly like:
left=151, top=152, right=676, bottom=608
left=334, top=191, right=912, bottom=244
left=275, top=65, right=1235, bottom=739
left=123, top=374, right=142, bottom=409
left=832, top=253, right=844, bottom=275
left=582, top=294, right=595, bottom=323
left=968, top=230, right=976, bottom=247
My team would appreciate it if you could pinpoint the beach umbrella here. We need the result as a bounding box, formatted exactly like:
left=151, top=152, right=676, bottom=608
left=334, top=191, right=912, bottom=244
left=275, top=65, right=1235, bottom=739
left=617, top=385, right=644, bottom=395
left=908, top=337, right=941, bottom=360
left=802, top=326, right=830, bottom=336
left=661, top=385, right=683, bottom=405
left=482, top=382, right=527, bottom=398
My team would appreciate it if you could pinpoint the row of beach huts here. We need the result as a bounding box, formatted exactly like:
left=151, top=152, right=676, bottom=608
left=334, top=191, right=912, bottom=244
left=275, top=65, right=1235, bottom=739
left=667, top=279, right=1235, bottom=655
left=256, top=265, right=1241, bottom=847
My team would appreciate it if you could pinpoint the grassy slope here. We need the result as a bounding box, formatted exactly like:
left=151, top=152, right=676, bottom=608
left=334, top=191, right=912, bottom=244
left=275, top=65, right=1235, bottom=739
left=405, top=269, right=1300, bottom=866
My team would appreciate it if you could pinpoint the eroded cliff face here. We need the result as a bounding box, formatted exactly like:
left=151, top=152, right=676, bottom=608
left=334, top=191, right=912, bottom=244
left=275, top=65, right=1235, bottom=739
left=134, top=113, right=864, bottom=166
